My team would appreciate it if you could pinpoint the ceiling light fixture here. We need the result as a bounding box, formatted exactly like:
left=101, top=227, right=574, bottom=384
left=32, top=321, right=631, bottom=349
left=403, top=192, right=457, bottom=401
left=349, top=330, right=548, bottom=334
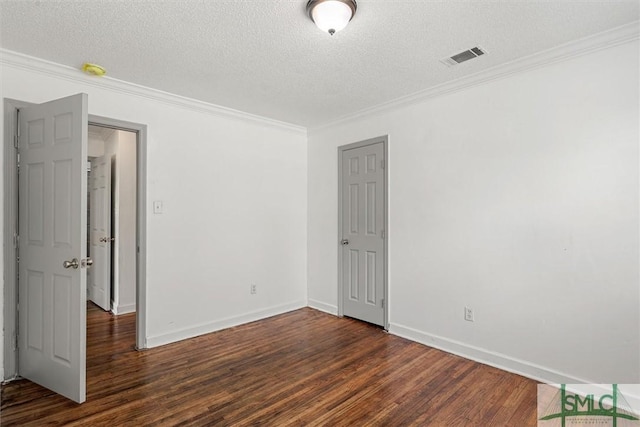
left=307, top=0, right=357, bottom=36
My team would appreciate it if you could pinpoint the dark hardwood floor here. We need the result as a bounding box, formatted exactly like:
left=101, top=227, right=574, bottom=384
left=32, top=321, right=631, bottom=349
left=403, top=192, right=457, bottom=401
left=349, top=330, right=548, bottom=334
left=1, top=304, right=537, bottom=426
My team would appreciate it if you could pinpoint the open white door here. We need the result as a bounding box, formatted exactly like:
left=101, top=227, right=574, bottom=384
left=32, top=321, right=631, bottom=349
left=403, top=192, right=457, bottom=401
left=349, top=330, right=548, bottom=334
left=88, top=155, right=111, bottom=311
left=18, top=93, right=88, bottom=403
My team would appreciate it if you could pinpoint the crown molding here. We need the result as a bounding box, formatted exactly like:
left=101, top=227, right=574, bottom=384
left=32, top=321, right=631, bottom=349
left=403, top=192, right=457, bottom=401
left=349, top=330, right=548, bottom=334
left=3, top=21, right=637, bottom=136
left=310, top=21, right=640, bottom=134
left=0, top=49, right=307, bottom=135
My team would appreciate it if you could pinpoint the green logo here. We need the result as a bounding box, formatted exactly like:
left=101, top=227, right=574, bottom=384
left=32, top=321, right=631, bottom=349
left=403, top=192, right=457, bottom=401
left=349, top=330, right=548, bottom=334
left=539, top=384, right=639, bottom=427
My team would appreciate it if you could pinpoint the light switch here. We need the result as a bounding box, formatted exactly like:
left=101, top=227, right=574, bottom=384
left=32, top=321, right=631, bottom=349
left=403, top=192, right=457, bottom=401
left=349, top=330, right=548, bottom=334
left=153, top=200, right=163, bottom=214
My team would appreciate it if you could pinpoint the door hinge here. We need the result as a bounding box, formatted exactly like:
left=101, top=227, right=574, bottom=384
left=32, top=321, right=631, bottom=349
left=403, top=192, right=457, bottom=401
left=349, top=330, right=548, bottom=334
left=16, top=152, right=20, bottom=174
left=15, top=109, right=20, bottom=146
left=380, top=159, right=385, bottom=169
left=381, top=230, right=385, bottom=239
left=381, top=298, right=385, bottom=308
left=13, top=232, right=19, bottom=249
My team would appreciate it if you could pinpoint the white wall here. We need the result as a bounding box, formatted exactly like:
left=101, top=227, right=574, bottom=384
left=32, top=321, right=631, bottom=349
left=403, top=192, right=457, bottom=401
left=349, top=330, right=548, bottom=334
left=111, top=130, right=137, bottom=314
left=0, top=52, right=308, bottom=376
left=88, top=134, right=105, bottom=157
left=308, top=40, right=639, bottom=383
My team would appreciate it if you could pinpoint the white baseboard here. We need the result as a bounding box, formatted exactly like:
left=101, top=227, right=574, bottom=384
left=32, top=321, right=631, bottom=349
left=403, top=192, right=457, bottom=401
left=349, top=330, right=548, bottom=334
left=389, top=322, right=591, bottom=385
left=307, top=299, right=338, bottom=316
left=111, top=302, right=136, bottom=315
left=146, top=300, right=307, bottom=348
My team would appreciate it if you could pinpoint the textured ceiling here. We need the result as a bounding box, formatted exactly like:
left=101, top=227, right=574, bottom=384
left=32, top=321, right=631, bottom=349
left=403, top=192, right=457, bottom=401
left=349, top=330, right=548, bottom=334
left=1, top=1, right=638, bottom=127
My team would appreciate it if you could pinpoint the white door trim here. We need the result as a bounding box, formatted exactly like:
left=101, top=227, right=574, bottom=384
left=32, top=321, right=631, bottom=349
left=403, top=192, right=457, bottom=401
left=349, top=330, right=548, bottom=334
left=2, top=99, right=29, bottom=380
left=337, top=135, right=389, bottom=330
left=88, top=114, right=147, bottom=351
left=2, top=100, right=149, bottom=381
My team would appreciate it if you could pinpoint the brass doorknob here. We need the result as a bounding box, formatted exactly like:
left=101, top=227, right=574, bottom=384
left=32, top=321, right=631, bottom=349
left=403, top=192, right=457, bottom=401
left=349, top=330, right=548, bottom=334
left=63, top=258, right=79, bottom=269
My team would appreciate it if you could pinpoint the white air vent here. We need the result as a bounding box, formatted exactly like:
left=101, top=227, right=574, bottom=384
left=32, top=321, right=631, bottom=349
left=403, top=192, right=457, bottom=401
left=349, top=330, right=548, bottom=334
left=441, top=46, right=487, bottom=67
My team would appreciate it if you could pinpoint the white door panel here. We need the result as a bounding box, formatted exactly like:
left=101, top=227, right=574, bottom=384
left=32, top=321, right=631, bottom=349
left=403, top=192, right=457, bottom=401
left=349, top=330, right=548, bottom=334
left=89, top=155, right=111, bottom=311
left=341, top=142, right=385, bottom=326
left=18, top=93, right=88, bottom=403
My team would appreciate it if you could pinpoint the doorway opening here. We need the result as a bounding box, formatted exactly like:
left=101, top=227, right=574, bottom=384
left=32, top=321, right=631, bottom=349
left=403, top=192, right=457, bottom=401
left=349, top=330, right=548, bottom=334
left=87, top=125, right=137, bottom=316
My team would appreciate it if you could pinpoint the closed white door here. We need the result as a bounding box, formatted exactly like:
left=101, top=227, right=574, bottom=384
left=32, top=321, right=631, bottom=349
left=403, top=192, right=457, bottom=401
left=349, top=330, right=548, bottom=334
left=18, top=93, right=88, bottom=403
left=341, top=141, right=386, bottom=326
left=88, top=155, right=111, bottom=311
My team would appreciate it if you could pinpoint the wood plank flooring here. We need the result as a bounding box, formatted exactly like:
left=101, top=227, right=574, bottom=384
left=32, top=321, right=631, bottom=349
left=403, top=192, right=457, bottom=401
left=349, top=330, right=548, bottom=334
left=1, top=304, right=538, bottom=426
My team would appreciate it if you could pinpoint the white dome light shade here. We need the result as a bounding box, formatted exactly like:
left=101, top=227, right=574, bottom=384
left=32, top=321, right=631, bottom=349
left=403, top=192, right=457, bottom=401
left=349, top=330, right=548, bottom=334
left=307, top=0, right=357, bottom=35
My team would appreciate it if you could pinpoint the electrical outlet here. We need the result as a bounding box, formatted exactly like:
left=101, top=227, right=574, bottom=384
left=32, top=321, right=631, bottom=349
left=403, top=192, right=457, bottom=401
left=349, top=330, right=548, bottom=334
left=250, top=284, right=257, bottom=295
left=464, top=306, right=474, bottom=322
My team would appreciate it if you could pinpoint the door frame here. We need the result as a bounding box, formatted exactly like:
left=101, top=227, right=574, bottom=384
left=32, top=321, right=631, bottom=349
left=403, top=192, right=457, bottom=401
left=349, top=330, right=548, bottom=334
left=2, top=99, right=149, bottom=381
left=88, top=115, right=146, bottom=331
left=337, top=135, right=389, bottom=330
